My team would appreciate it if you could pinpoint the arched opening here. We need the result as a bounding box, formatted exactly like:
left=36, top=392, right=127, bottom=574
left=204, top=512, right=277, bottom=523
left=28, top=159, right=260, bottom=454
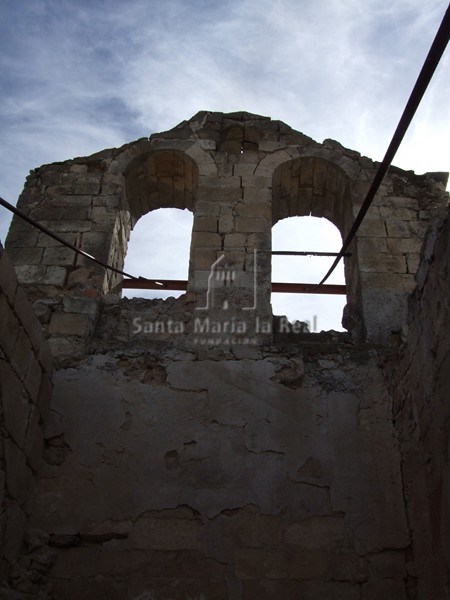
left=122, top=207, right=193, bottom=300
left=271, top=155, right=360, bottom=335
left=272, top=216, right=346, bottom=331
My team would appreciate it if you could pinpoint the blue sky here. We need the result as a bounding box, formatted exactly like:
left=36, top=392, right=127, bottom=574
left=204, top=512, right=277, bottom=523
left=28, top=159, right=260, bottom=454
left=1, top=0, right=449, bottom=329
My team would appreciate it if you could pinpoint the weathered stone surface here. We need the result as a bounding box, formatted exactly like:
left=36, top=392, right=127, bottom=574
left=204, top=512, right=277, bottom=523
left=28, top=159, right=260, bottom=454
left=1, top=112, right=449, bottom=597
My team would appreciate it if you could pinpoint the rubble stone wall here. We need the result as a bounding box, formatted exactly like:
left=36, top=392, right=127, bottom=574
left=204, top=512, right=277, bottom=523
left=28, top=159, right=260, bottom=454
left=0, top=244, right=53, bottom=584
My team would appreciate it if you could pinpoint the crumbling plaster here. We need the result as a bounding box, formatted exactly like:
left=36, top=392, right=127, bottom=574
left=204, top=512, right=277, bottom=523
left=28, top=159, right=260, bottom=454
left=0, top=112, right=449, bottom=599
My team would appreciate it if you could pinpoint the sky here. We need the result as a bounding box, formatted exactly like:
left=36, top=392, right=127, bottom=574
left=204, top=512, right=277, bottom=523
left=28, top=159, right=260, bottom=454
left=1, top=0, right=449, bottom=331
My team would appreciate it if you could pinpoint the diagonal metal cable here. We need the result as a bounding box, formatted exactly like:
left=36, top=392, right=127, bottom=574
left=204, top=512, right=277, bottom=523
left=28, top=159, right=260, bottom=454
left=315, top=3, right=450, bottom=288
left=0, top=195, right=163, bottom=285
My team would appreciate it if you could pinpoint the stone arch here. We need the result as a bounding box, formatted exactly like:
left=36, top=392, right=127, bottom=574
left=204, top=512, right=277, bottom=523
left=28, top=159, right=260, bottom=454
left=271, top=156, right=362, bottom=337
left=124, top=149, right=198, bottom=224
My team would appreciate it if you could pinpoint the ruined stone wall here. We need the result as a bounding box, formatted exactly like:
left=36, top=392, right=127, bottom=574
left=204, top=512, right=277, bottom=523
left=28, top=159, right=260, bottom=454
left=29, top=326, right=411, bottom=600
left=6, top=112, right=447, bottom=345
left=0, top=244, right=53, bottom=588
left=388, top=209, right=450, bottom=599
left=2, top=112, right=449, bottom=599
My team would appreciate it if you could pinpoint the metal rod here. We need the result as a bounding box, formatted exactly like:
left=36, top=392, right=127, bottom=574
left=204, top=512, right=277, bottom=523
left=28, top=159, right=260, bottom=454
left=271, top=251, right=351, bottom=257
left=315, top=4, right=450, bottom=287
left=121, top=278, right=346, bottom=295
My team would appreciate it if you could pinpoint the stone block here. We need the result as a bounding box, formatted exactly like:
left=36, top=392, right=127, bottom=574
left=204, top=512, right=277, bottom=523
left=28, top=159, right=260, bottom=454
left=359, top=253, right=406, bottom=274
left=24, top=354, right=43, bottom=402
left=385, top=219, right=409, bottom=238
left=0, top=295, right=19, bottom=360
left=285, top=515, right=347, bottom=548
left=243, top=579, right=301, bottom=600
left=380, top=206, right=417, bottom=220
left=243, top=187, right=272, bottom=202
left=357, top=219, right=386, bottom=237
left=406, top=253, right=420, bottom=274
left=0, top=361, right=30, bottom=447
left=131, top=512, right=201, bottom=550
left=235, top=217, right=268, bottom=233
left=4, top=439, right=33, bottom=505
left=11, top=326, right=33, bottom=378
left=0, top=250, right=18, bottom=303
left=219, top=214, right=235, bottom=233
left=39, top=220, right=92, bottom=233
left=5, top=246, right=44, bottom=265
left=285, top=547, right=330, bottom=579
left=235, top=201, right=271, bottom=219
left=386, top=237, right=422, bottom=253
left=43, top=246, right=76, bottom=265
left=362, top=579, right=407, bottom=600
left=15, top=264, right=65, bottom=286
left=360, top=272, right=416, bottom=292
left=241, top=175, right=272, bottom=188
left=193, top=216, right=218, bottom=233
left=37, top=373, right=53, bottom=420
left=259, top=141, right=287, bottom=152
left=3, top=499, right=27, bottom=561
left=235, top=548, right=287, bottom=579
left=191, top=231, right=222, bottom=249
left=234, top=163, right=258, bottom=176
left=302, top=581, right=361, bottom=599
left=43, top=266, right=67, bottom=285
left=36, top=231, right=78, bottom=247
left=368, top=550, right=406, bottom=579
left=48, top=312, right=94, bottom=336
left=63, top=296, right=99, bottom=318
left=195, top=201, right=221, bottom=216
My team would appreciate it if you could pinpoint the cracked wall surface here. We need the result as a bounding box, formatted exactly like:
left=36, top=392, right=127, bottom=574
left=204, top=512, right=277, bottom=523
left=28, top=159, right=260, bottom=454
left=0, top=112, right=449, bottom=599
left=0, top=244, right=53, bottom=595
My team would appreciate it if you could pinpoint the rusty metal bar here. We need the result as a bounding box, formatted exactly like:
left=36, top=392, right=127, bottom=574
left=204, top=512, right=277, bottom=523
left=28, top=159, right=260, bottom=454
left=122, top=279, right=346, bottom=295
left=271, top=251, right=351, bottom=257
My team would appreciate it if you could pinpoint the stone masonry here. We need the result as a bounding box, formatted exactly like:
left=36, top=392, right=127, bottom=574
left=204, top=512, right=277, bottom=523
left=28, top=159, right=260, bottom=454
left=0, top=112, right=449, bottom=599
